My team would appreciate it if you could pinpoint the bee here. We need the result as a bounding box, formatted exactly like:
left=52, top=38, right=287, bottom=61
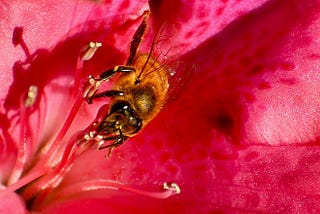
left=81, top=11, right=169, bottom=155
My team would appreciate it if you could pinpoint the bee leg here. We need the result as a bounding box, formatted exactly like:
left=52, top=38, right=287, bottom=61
left=98, top=134, right=128, bottom=150
left=126, top=11, right=150, bottom=65
left=98, top=65, right=135, bottom=80
left=87, top=90, right=124, bottom=104
left=85, top=66, right=134, bottom=102
left=96, top=68, right=116, bottom=80
left=98, top=132, right=128, bottom=158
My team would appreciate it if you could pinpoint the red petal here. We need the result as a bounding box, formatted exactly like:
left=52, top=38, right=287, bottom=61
left=3, top=0, right=320, bottom=213
left=149, top=0, right=269, bottom=55
left=60, top=0, right=320, bottom=213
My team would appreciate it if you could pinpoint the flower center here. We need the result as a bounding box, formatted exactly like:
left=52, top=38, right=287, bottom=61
left=0, top=41, right=180, bottom=210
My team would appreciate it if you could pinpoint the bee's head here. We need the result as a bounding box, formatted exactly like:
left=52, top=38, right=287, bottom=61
left=99, top=101, right=142, bottom=135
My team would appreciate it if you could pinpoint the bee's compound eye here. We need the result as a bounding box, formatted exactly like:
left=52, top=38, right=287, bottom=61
left=128, top=116, right=141, bottom=128
left=121, top=115, right=141, bottom=134
left=109, top=102, right=129, bottom=114
left=105, top=101, right=142, bottom=134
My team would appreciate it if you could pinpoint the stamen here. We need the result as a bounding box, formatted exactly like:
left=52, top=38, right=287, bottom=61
left=80, top=42, right=102, bottom=61
left=83, top=75, right=103, bottom=100
left=36, top=95, right=84, bottom=167
left=51, top=180, right=181, bottom=202
left=28, top=41, right=105, bottom=175
left=18, top=41, right=102, bottom=195
left=20, top=134, right=89, bottom=202
left=8, top=85, right=38, bottom=185
left=74, top=42, right=102, bottom=97
left=163, top=182, right=181, bottom=194
left=24, top=85, right=38, bottom=107
left=1, top=166, right=48, bottom=197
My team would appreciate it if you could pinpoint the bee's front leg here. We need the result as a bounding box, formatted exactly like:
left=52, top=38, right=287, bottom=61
left=126, top=10, right=150, bottom=65
left=98, top=133, right=128, bottom=158
left=84, top=66, right=135, bottom=103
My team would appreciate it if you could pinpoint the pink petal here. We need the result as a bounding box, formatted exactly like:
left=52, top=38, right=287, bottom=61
left=58, top=0, right=320, bottom=213
left=0, top=185, right=26, bottom=214
left=148, top=0, right=269, bottom=58
left=3, top=0, right=320, bottom=213
left=0, top=0, right=148, bottom=177
left=180, top=0, right=320, bottom=146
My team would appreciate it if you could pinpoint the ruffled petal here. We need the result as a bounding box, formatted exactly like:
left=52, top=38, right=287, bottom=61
left=3, top=0, right=320, bottom=213
left=59, top=0, right=320, bottom=213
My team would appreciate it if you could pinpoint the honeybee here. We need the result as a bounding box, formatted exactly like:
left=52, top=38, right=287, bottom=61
left=81, top=12, right=169, bottom=155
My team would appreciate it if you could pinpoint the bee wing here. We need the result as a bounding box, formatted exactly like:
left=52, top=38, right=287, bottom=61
left=165, top=59, right=195, bottom=103
left=135, top=25, right=195, bottom=103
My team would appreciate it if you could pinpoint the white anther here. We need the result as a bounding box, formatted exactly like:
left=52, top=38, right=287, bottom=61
left=81, top=42, right=102, bottom=61
left=24, top=85, right=38, bottom=107
left=163, top=182, right=181, bottom=194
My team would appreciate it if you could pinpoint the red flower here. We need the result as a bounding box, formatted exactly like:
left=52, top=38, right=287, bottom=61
left=1, top=0, right=320, bottom=213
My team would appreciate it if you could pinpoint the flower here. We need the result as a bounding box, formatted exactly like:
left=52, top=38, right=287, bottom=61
left=1, top=0, right=320, bottom=213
